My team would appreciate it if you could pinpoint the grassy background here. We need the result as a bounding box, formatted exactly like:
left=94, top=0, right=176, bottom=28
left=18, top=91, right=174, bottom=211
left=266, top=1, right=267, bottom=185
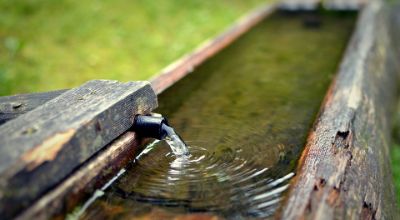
left=392, top=143, right=400, bottom=205
left=0, top=0, right=268, bottom=95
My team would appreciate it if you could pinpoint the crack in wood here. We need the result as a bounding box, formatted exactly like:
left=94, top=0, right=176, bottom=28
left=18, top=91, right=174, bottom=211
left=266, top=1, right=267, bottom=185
left=361, top=201, right=377, bottom=220
left=280, top=2, right=400, bottom=219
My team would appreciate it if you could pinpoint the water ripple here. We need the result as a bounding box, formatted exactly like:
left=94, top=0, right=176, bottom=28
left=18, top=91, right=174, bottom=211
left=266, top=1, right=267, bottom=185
left=112, top=141, right=295, bottom=219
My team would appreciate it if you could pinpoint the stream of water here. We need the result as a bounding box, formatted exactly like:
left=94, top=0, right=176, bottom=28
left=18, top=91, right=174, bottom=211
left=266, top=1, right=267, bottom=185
left=162, top=124, right=189, bottom=156
left=75, top=11, right=356, bottom=220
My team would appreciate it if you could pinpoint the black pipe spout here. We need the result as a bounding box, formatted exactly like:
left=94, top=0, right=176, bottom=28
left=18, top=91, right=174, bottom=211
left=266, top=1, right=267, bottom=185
left=133, top=115, right=170, bottom=139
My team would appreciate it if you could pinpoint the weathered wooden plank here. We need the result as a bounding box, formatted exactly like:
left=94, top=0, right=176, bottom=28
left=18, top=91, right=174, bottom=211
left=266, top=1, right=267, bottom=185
left=0, top=90, right=67, bottom=125
left=0, top=80, right=157, bottom=219
left=280, top=1, right=400, bottom=219
left=15, top=132, right=144, bottom=220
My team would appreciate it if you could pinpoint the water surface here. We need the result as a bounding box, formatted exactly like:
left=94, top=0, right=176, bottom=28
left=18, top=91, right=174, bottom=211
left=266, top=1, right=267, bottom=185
left=76, top=11, right=355, bottom=220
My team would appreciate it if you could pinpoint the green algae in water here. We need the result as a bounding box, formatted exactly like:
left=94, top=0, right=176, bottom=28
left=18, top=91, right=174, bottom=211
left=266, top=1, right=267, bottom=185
left=77, top=12, right=356, bottom=220
left=158, top=12, right=356, bottom=170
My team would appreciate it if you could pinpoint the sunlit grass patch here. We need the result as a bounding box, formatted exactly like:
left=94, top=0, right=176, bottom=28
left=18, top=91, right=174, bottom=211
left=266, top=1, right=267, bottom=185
left=0, top=0, right=268, bottom=95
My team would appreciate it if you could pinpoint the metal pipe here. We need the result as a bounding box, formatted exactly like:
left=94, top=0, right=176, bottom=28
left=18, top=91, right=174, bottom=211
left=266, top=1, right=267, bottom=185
left=133, top=115, right=170, bottom=140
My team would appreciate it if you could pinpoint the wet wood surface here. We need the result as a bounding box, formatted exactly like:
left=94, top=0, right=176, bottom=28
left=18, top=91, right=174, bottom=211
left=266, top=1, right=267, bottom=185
left=0, top=89, right=67, bottom=125
left=0, top=80, right=157, bottom=219
left=280, top=2, right=400, bottom=219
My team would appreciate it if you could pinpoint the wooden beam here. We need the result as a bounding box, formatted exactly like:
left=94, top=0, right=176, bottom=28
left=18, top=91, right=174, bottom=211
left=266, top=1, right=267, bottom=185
left=0, top=90, right=67, bottom=125
left=280, top=2, right=400, bottom=219
left=15, top=132, right=145, bottom=220
left=0, top=80, right=157, bottom=219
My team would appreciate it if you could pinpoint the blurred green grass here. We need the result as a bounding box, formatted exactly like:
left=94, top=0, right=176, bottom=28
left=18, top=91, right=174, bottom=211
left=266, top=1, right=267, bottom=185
left=392, top=143, right=400, bottom=205
left=0, top=0, right=268, bottom=95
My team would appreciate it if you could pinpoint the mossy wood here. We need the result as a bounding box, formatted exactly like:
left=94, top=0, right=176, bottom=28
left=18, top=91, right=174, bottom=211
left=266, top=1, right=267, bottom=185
left=0, top=89, right=67, bottom=125
left=281, top=2, right=400, bottom=219
left=0, top=80, right=157, bottom=219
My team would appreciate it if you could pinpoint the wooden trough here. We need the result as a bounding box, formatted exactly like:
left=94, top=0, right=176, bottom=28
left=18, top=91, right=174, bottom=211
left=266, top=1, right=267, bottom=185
left=0, top=0, right=399, bottom=219
left=281, top=2, right=400, bottom=219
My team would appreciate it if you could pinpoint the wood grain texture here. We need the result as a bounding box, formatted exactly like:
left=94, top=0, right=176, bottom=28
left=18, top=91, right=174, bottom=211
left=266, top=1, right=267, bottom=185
left=280, top=2, right=400, bottom=219
left=0, top=80, right=157, bottom=219
left=15, top=132, right=144, bottom=220
left=0, top=90, right=67, bottom=125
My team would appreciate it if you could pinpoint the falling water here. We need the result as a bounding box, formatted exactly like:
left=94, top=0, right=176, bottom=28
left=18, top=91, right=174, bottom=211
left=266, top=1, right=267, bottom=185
left=162, top=124, right=189, bottom=156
